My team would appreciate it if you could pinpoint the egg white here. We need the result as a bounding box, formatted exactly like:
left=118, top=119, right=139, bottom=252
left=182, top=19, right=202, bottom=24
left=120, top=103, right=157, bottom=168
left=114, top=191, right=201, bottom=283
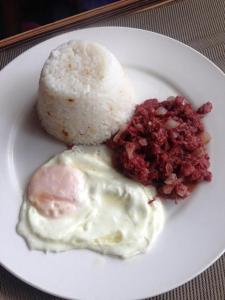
left=17, top=145, right=164, bottom=258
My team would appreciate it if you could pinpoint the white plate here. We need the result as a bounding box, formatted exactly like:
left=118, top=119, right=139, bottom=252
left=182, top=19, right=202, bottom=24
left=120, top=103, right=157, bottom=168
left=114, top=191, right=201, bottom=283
left=0, top=27, right=225, bottom=300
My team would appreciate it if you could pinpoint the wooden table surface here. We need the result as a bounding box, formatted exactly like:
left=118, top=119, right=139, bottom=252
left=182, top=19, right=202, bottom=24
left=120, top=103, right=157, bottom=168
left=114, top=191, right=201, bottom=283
left=0, top=0, right=174, bottom=48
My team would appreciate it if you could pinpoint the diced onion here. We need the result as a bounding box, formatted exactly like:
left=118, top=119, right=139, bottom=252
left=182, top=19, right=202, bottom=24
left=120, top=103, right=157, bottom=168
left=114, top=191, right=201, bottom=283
left=165, top=118, right=179, bottom=129
left=156, top=106, right=167, bottom=116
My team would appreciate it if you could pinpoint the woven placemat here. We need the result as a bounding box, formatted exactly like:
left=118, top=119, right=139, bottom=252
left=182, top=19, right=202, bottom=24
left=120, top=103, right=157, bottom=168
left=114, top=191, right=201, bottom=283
left=1, top=0, right=225, bottom=299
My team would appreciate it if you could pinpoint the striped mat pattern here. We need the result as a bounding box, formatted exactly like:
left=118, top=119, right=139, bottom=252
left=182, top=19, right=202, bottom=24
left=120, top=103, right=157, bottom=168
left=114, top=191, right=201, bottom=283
left=0, top=0, right=225, bottom=299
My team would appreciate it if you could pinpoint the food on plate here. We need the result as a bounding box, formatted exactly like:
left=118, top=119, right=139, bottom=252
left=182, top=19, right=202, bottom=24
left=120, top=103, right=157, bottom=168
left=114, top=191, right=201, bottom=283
left=17, top=145, right=164, bottom=258
left=108, top=97, right=212, bottom=199
left=18, top=39, right=212, bottom=260
left=37, top=40, right=140, bottom=145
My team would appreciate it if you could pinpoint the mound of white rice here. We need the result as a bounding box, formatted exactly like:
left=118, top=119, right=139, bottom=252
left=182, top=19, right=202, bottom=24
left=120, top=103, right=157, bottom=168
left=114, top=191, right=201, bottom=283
left=37, top=40, right=139, bottom=145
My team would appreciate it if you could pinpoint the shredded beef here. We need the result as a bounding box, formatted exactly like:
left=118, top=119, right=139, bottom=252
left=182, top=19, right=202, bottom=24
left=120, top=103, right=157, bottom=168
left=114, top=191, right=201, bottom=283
left=108, top=96, right=212, bottom=199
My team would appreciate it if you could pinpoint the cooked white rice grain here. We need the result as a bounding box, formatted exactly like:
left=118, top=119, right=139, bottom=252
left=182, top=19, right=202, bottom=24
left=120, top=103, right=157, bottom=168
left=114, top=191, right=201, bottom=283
left=37, top=40, right=140, bottom=145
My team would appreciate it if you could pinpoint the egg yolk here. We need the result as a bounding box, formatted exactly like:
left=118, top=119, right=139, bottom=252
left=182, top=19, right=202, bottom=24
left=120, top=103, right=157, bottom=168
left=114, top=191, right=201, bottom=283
left=27, top=165, right=83, bottom=218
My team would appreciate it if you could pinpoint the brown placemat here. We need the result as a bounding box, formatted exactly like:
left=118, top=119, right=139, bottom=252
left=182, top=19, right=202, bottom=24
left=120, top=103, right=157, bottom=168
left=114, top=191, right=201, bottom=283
left=1, top=0, right=225, bottom=299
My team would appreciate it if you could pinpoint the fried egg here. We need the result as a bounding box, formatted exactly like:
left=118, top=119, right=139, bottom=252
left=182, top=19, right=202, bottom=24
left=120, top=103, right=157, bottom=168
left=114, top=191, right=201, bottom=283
left=17, top=145, right=164, bottom=258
